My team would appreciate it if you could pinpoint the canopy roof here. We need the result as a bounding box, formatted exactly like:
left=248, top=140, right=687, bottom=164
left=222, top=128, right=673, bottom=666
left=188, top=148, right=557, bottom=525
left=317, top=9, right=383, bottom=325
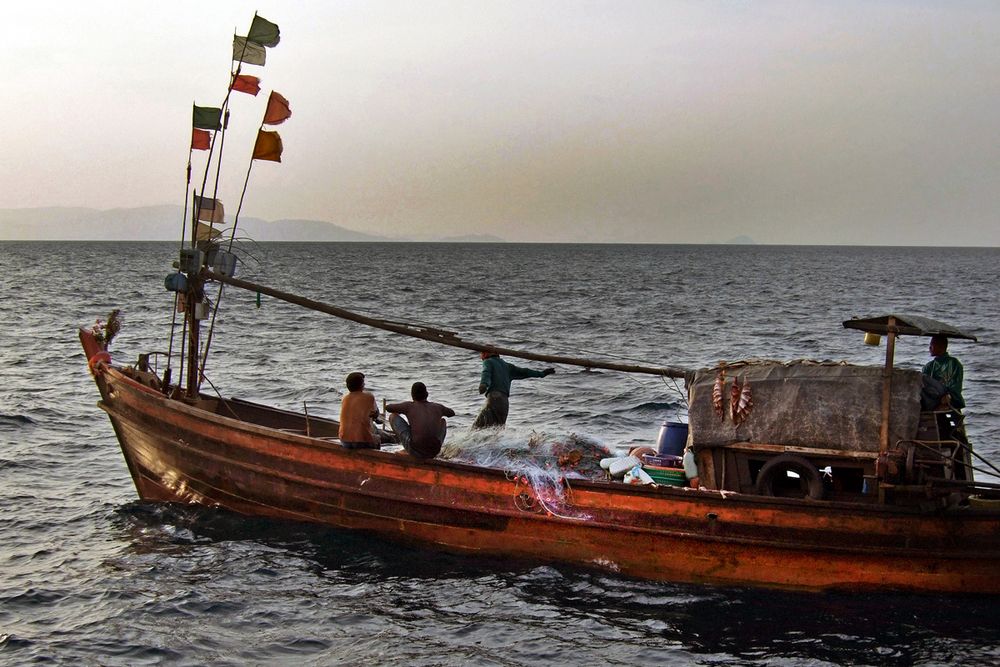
left=842, top=314, right=978, bottom=341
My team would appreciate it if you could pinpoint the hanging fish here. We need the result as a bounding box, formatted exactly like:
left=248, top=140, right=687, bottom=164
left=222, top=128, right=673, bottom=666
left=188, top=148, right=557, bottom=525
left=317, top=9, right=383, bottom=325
left=712, top=369, right=726, bottom=420
left=733, top=378, right=754, bottom=426
left=730, top=375, right=742, bottom=422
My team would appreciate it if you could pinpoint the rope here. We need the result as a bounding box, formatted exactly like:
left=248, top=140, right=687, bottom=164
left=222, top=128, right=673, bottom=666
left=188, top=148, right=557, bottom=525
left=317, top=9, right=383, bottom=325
left=509, top=471, right=591, bottom=521
left=907, top=439, right=1000, bottom=482
left=197, top=372, right=245, bottom=421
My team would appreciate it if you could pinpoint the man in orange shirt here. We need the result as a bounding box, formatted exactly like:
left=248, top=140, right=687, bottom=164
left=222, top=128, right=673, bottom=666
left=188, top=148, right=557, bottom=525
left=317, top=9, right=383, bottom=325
left=338, top=371, right=380, bottom=449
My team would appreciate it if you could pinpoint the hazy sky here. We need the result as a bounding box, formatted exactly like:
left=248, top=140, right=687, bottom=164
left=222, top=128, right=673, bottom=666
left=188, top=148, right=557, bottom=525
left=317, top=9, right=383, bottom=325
left=6, top=1, right=1000, bottom=244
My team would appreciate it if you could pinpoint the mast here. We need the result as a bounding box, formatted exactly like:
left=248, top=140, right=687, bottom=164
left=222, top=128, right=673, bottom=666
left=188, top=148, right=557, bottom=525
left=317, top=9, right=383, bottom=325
left=185, top=207, right=205, bottom=397
left=185, top=282, right=202, bottom=396
left=168, top=14, right=281, bottom=396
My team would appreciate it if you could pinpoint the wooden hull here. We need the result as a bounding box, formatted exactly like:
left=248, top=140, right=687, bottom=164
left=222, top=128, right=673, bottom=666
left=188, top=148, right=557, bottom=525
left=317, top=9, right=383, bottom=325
left=83, top=350, right=1000, bottom=594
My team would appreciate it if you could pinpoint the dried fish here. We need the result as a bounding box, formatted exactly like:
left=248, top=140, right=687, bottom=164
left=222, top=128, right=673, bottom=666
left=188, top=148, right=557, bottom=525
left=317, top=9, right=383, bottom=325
left=730, top=375, right=742, bottom=422
left=712, top=370, right=726, bottom=420
left=733, top=378, right=753, bottom=426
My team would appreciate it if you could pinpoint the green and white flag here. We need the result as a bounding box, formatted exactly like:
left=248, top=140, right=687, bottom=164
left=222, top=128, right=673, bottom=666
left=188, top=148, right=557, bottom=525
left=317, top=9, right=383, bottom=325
left=233, top=36, right=266, bottom=66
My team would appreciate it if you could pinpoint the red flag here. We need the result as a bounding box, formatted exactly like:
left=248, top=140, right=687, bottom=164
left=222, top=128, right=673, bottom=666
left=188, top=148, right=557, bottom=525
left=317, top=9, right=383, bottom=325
left=252, top=130, right=283, bottom=162
left=232, top=74, right=261, bottom=96
left=263, top=91, right=291, bottom=125
left=191, top=128, right=211, bottom=150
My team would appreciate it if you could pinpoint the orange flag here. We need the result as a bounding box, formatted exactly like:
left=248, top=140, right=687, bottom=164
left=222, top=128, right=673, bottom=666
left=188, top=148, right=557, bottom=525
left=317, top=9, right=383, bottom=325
left=232, top=74, right=261, bottom=96
left=252, top=130, right=283, bottom=162
left=263, top=91, right=291, bottom=125
left=191, top=128, right=211, bottom=150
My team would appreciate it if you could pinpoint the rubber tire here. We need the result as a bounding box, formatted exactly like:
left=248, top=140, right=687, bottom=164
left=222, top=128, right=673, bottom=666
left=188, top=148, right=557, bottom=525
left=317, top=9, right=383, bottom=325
left=755, top=454, right=825, bottom=500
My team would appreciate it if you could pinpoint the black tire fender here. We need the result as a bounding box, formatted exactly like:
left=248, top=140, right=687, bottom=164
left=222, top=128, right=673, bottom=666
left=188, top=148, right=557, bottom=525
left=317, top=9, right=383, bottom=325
left=755, top=454, right=825, bottom=500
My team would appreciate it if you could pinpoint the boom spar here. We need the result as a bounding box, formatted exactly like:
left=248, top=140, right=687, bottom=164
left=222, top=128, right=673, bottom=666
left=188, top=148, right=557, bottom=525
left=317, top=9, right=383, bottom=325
left=206, top=270, right=690, bottom=379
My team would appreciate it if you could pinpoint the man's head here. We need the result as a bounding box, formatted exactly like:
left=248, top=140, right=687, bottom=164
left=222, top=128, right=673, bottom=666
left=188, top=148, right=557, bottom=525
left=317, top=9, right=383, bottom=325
left=345, top=372, right=365, bottom=392
left=411, top=381, right=428, bottom=401
left=929, top=335, right=949, bottom=357
left=480, top=350, right=499, bottom=360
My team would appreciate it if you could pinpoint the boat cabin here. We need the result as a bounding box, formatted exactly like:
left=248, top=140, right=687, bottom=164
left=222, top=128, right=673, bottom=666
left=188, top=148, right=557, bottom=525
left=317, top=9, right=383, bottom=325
left=686, top=314, right=978, bottom=506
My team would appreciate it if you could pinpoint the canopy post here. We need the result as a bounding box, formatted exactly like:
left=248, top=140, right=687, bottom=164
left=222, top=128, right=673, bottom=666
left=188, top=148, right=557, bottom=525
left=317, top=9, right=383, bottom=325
left=879, top=317, right=897, bottom=454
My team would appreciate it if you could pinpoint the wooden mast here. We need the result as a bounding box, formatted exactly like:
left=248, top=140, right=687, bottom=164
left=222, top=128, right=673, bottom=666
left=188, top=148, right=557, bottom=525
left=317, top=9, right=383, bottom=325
left=185, top=203, right=204, bottom=397
left=205, top=271, right=690, bottom=379
left=879, top=316, right=897, bottom=453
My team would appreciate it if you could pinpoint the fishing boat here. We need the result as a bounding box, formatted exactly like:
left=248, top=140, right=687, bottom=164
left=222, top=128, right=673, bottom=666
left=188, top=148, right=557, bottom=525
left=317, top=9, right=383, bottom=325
left=80, top=15, right=1000, bottom=594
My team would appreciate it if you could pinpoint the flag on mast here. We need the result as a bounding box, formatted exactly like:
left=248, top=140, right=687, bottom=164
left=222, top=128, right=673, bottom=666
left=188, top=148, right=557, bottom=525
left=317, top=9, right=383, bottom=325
left=252, top=130, right=283, bottom=162
left=233, top=36, right=266, bottom=66
left=193, top=105, right=223, bottom=130
left=232, top=74, right=261, bottom=96
left=193, top=195, right=225, bottom=223
left=262, top=91, right=291, bottom=125
left=191, top=128, right=211, bottom=150
left=196, top=222, right=223, bottom=242
left=247, top=15, right=280, bottom=48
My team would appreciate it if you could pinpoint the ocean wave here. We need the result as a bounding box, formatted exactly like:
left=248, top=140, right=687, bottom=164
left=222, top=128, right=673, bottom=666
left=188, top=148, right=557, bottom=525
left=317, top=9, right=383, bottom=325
left=0, top=413, right=37, bottom=426
left=0, top=634, right=33, bottom=652
left=631, top=400, right=684, bottom=413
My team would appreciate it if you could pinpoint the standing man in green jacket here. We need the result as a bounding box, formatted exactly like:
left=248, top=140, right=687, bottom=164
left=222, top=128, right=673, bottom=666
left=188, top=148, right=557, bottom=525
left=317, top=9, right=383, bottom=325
left=472, top=352, right=555, bottom=429
left=923, top=334, right=965, bottom=410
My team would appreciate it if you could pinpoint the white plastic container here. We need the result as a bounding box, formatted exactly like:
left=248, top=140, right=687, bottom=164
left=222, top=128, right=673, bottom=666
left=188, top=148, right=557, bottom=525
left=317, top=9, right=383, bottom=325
left=624, top=466, right=655, bottom=485
left=213, top=251, right=238, bottom=277
left=608, top=455, right=642, bottom=478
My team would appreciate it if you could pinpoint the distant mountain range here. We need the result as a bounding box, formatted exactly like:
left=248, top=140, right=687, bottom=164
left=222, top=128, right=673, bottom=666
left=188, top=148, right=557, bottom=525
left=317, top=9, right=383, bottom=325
left=0, top=206, right=506, bottom=243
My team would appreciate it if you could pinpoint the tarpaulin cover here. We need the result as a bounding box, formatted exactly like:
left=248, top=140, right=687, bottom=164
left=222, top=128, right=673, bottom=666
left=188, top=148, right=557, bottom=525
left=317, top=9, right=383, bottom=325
left=687, top=361, right=922, bottom=452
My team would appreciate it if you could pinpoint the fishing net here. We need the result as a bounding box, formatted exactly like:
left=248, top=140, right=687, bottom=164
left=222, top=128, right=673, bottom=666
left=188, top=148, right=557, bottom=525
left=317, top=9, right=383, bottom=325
left=439, top=428, right=613, bottom=519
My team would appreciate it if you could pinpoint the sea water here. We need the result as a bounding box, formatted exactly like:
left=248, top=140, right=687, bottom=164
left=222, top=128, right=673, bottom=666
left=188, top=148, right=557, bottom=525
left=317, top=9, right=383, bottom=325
left=2, top=240, right=1000, bottom=665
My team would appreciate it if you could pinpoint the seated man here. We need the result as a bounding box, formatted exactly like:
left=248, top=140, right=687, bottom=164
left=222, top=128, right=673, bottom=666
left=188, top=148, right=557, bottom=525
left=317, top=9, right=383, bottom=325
left=922, top=334, right=966, bottom=410
left=338, top=371, right=381, bottom=449
left=386, top=382, right=456, bottom=459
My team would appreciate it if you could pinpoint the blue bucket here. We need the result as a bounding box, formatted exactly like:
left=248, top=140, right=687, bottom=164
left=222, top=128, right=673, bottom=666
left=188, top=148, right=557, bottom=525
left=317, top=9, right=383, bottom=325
left=656, top=422, right=689, bottom=457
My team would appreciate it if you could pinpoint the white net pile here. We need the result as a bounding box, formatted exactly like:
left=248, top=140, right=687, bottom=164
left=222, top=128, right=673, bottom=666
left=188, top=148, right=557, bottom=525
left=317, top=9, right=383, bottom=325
left=440, top=428, right=613, bottom=519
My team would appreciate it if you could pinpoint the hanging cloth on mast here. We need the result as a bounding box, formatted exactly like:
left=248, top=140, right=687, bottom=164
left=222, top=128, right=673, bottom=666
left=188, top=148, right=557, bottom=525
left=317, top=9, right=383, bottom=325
left=231, top=74, right=261, bottom=96
left=262, top=91, right=291, bottom=125
left=191, top=128, right=211, bottom=150
left=252, top=130, right=283, bottom=162
left=193, top=105, right=223, bottom=131
left=247, top=15, right=281, bottom=48
left=233, top=36, right=266, bottom=66
left=193, top=195, right=225, bottom=223
left=196, top=223, right=223, bottom=242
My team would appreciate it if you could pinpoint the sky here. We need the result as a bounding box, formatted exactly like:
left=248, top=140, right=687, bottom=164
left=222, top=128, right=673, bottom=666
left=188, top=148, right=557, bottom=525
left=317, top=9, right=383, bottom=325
left=5, top=1, right=1000, bottom=244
